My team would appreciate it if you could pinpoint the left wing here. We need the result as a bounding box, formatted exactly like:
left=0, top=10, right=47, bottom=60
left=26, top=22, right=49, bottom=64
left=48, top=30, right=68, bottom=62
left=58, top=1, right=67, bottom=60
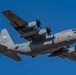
left=2, top=10, right=46, bottom=41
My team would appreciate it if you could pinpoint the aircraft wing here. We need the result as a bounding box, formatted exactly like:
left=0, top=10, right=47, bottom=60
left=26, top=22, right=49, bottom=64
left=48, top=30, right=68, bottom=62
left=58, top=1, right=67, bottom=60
left=59, top=53, right=76, bottom=61
left=50, top=48, right=76, bottom=61
left=3, top=52, right=22, bottom=61
left=2, top=10, right=46, bottom=41
left=58, top=48, right=76, bottom=61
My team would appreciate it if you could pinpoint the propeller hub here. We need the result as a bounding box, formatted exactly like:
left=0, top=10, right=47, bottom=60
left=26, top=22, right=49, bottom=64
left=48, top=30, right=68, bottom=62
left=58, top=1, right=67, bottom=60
left=36, top=19, right=41, bottom=28
left=46, top=27, right=52, bottom=36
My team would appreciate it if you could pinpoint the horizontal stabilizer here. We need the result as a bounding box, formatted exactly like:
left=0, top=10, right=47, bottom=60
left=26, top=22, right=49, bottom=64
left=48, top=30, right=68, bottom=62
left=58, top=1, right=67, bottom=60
left=0, top=44, right=7, bottom=53
left=3, top=52, right=22, bottom=61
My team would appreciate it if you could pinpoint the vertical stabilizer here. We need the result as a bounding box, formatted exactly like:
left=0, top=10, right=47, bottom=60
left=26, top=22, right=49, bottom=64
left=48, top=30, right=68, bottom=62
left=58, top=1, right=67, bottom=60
left=0, top=29, right=14, bottom=47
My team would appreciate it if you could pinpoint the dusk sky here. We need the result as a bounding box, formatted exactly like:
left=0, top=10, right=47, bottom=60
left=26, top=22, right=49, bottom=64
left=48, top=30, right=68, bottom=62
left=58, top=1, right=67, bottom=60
left=0, top=0, right=76, bottom=75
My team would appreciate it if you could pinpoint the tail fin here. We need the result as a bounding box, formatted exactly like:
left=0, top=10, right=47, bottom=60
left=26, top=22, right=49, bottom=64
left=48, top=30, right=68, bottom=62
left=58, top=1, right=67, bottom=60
left=0, top=29, right=14, bottom=46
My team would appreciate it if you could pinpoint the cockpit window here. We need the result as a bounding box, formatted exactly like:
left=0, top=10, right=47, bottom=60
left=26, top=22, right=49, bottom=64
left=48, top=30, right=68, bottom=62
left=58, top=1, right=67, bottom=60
left=72, top=29, right=76, bottom=34
left=72, top=29, right=76, bottom=31
left=74, top=32, right=76, bottom=34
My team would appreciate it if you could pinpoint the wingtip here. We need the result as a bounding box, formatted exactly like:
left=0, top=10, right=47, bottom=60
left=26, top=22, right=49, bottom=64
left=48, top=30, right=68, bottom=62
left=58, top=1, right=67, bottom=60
left=2, top=9, right=11, bottom=14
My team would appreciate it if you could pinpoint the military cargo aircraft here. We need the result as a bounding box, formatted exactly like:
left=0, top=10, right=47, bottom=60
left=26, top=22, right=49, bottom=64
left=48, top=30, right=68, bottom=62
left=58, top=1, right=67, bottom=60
left=1, top=10, right=76, bottom=61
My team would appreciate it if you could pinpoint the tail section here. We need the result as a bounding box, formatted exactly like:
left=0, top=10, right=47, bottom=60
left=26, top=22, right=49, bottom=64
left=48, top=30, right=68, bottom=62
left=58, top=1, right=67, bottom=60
left=0, top=29, right=14, bottom=46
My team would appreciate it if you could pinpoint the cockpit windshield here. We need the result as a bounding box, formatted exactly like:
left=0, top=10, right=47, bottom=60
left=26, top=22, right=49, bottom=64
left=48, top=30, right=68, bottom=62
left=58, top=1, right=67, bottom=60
left=72, top=29, right=76, bottom=34
left=72, top=29, right=76, bottom=31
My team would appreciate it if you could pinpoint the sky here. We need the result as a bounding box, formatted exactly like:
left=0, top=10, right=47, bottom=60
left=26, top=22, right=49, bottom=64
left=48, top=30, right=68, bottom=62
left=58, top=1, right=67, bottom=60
left=0, top=0, right=76, bottom=75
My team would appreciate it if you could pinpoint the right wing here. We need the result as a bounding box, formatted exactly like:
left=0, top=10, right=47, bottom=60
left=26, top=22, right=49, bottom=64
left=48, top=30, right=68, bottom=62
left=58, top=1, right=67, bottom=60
left=59, top=53, right=76, bottom=61
left=58, top=48, right=76, bottom=61
left=0, top=44, right=7, bottom=53
left=2, top=10, right=46, bottom=41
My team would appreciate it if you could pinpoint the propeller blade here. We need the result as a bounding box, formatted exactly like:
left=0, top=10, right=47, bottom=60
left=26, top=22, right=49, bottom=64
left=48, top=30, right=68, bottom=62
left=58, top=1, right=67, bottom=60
left=46, top=27, right=52, bottom=36
left=36, top=19, right=41, bottom=28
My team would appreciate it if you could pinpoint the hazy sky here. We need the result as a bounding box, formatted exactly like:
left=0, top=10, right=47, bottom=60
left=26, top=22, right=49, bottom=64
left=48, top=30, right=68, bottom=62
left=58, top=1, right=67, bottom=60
left=0, top=0, right=76, bottom=75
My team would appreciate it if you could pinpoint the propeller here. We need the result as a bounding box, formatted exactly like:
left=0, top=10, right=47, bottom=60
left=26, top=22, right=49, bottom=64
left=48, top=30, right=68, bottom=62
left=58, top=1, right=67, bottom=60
left=36, top=19, right=41, bottom=28
left=46, top=27, right=52, bottom=36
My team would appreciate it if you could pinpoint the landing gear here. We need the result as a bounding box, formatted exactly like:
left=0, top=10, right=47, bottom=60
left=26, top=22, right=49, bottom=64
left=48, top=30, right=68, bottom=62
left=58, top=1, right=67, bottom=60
left=32, top=56, right=37, bottom=58
left=66, top=45, right=70, bottom=48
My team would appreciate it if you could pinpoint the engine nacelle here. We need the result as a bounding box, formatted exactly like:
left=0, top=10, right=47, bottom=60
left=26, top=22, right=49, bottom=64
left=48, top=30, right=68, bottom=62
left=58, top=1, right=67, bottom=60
left=27, top=21, right=37, bottom=28
left=38, top=29, right=47, bottom=35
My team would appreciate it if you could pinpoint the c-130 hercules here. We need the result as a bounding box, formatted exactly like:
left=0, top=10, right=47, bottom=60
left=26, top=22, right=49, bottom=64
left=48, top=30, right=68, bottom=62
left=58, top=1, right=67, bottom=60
left=1, top=9, right=76, bottom=61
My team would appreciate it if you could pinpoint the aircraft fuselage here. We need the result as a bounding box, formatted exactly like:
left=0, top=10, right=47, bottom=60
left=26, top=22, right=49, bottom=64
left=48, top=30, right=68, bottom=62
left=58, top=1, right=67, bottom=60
left=8, top=29, right=76, bottom=56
